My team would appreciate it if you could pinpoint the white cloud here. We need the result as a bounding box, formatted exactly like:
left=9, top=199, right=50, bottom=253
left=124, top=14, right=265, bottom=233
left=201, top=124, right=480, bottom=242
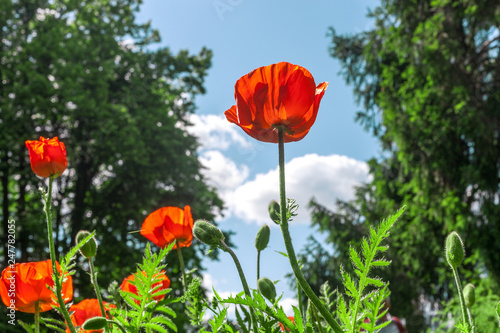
left=226, top=154, right=371, bottom=225
left=278, top=297, right=299, bottom=315
left=187, top=114, right=252, bottom=151
left=199, top=150, right=249, bottom=197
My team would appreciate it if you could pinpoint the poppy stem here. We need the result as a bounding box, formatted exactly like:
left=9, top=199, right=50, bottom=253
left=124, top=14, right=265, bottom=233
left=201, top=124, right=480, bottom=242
left=89, top=257, right=107, bottom=320
left=34, top=301, right=40, bottom=333
left=296, top=278, right=304, bottom=319
left=277, top=129, right=343, bottom=333
left=176, top=247, right=187, bottom=293
left=256, top=250, right=261, bottom=282
left=219, top=240, right=258, bottom=332
left=43, top=177, right=77, bottom=333
left=452, top=266, right=473, bottom=332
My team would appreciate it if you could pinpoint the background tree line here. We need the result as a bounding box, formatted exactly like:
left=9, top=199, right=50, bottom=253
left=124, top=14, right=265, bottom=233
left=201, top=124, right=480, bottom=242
left=0, top=0, right=223, bottom=330
left=296, top=0, right=500, bottom=332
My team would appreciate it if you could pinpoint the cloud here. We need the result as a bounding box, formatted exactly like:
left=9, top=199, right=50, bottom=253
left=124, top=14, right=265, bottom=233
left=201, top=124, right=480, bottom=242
left=188, top=114, right=252, bottom=151
left=226, top=154, right=371, bottom=225
left=199, top=150, right=249, bottom=198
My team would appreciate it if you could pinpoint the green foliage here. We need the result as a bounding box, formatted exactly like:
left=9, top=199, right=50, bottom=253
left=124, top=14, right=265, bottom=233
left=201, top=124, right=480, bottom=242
left=114, top=243, right=178, bottom=333
left=336, top=207, right=403, bottom=333
left=298, top=0, right=500, bottom=330
left=430, top=279, right=500, bottom=333
left=1, top=0, right=222, bottom=329
left=219, top=290, right=299, bottom=332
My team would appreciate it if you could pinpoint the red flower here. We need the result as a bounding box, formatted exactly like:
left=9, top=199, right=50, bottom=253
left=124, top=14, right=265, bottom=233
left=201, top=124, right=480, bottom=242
left=140, top=206, right=193, bottom=249
left=66, top=299, right=115, bottom=333
left=25, top=136, right=68, bottom=178
left=0, top=260, right=73, bottom=313
left=225, top=62, right=328, bottom=143
left=120, top=270, right=170, bottom=304
left=279, top=316, right=296, bottom=331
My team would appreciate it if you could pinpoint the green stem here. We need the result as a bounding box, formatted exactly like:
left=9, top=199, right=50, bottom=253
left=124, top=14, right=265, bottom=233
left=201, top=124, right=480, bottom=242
left=296, top=278, right=304, bottom=319
left=43, top=177, right=77, bottom=333
left=310, top=301, right=326, bottom=333
left=257, top=250, right=261, bottom=282
left=34, top=301, right=40, bottom=333
left=467, top=308, right=474, bottom=333
left=277, top=129, right=343, bottom=333
left=108, top=319, right=127, bottom=333
left=176, top=247, right=187, bottom=293
left=220, top=240, right=258, bottom=332
left=89, top=258, right=107, bottom=318
left=452, top=266, right=472, bottom=332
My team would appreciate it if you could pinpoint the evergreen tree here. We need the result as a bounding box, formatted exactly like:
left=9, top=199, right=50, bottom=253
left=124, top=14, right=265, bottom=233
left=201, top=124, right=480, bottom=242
left=297, top=1, right=500, bottom=331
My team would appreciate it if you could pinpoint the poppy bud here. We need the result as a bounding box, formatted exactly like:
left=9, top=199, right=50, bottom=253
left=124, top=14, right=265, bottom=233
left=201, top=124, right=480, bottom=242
left=76, top=230, right=97, bottom=258
left=463, top=284, right=475, bottom=307
left=258, top=277, right=276, bottom=302
left=445, top=232, right=465, bottom=269
left=255, top=225, right=270, bottom=251
left=268, top=200, right=280, bottom=224
left=82, top=317, right=107, bottom=330
left=193, top=220, right=224, bottom=247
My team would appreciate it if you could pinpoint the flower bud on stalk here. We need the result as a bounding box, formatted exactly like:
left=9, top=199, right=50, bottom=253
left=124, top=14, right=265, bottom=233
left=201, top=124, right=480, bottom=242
left=445, top=231, right=465, bottom=269
left=258, top=277, right=276, bottom=302
left=82, top=317, right=107, bottom=330
left=463, top=283, right=475, bottom=307
left=193, top=220, right=224, bottom=247
left=75, top=230, right=97, bottom=258
left=268, top=200, right=281, bottom=224
left=255, top=225, right=270, bottom=251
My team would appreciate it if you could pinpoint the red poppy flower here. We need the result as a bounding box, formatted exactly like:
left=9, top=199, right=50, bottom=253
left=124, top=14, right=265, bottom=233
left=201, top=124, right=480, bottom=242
left=66, top=299, right=115, bottom=333
left=140, top=206, right=193, bottom=249
left=120, top=271, right=170, bottom=304
left=0, top=260, right=73, bottom=313
left=279, top=316, right=295, bottom=331
left=25, top=136, right=68, bottom=178
left=225, top=62, right=328, bottom=143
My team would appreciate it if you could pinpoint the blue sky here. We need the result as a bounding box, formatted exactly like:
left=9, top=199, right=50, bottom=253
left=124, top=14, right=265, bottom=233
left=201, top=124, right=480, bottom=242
left=136, top=0, right=380, bottom=314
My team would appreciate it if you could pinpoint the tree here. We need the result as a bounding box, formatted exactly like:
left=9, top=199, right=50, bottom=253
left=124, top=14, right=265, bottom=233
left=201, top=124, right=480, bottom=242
left=0, top=0, right=222, bottom=330
left=297, top=0, right=500, bottom=331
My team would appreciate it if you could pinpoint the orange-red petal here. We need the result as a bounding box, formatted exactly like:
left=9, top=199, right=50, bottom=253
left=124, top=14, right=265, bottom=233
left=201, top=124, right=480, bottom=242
left=25, top=137, right=68, bottom=178
left=0, top=260, right=72, bottom=313
left=66, top=299, right=115, bottom=333
left=225, top=62, right=328, bottom=143
left=140, top=206, right=193, bottom=249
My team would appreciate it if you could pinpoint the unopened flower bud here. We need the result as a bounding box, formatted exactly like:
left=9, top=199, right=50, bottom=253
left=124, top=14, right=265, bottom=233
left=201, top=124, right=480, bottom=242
left=193, top=220, right=224, bottom=247
left=258, top=277, right=276, bottom=301
left=255, top=225, right=270, bottom=251
left=82, top=317, right=107, bottom=330
left=445, top=232, right=465, bottom=269
left=76, top=230, right=97, bottom=258
left=268, top=200, right=280, bottom=224
left=463, top=283, right=475, bottom=307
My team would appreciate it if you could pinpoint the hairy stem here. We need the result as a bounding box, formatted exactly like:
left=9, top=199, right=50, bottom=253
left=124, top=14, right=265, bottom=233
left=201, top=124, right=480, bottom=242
left=257, top=250, right=261, bottom=282
left=89, top=258, right=107, bottom=325
left=277, top=129, right=343, bottom=333
left=34, top=301, right=40, bottom=333
left=43, top=178, right=76, bottom=333
left=220, top=240, right=258, bottom=332
left=176, top=247, right=187, bottom=293
left=453, top=266, right=472, bottom=331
